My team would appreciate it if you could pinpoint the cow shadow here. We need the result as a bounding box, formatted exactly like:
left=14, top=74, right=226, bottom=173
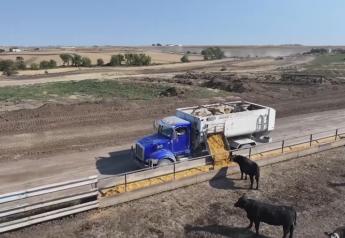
left=209, top=167, right=243, bottom=190
left=184, top=224, right=271, bottom=238
left=328, top=181, right=345, bottom=187
left=95, top=149, right=141, bottom=175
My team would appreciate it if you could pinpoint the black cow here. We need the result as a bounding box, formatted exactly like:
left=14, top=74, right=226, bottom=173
left=234, top=195, right=297, bottom=238
left=232, top=155, right=260, bottom=189
left=325, top=226, right=345, bottom=238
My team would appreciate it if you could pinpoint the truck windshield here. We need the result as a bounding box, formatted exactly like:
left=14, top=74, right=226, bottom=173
left=158, top=124, right=173, bottom=138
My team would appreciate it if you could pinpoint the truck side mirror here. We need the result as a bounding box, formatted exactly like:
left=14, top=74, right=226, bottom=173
left=153, top=120, right=159, bottom=131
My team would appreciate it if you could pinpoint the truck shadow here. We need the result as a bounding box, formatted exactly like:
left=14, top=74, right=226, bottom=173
left=184, top=224, right=270, bottom=238
left=95, top=149, right=141, bottom=175
left=209, top=167, right=243, bottom=190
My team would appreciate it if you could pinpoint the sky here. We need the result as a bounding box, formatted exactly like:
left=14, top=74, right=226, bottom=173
left=1, top=0, right=345, bottom=46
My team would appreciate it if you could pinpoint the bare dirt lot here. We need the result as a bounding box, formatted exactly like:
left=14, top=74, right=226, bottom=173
left=1, top=81, right=345, bottom=163
left=0, top=53, right=345, bottom=164
left=3, top=147, right=345, bottom=238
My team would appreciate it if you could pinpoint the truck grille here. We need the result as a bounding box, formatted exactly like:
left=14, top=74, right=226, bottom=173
left=136, top=143, right=144, bottom=160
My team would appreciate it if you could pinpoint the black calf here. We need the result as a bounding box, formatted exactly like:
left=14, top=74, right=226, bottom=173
left=232, top=155, right=260, bottom=189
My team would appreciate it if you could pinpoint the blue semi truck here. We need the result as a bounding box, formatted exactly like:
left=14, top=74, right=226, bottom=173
left=133, top=101, right=276, bottom=167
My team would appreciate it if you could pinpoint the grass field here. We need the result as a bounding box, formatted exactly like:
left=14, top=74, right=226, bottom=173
left=308, top=53, right=345, bottom=66
left=0, top=79, right=228, bottom=102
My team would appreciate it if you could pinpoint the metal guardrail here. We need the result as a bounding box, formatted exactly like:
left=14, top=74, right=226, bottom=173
left=0, top=176, right=98, bottom=233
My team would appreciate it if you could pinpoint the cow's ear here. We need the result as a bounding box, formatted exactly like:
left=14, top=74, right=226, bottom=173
left=324, top=231, right=331, bottom=236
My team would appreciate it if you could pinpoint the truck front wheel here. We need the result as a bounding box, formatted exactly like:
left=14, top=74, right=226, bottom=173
left=158, top=159, right=173, bottom=167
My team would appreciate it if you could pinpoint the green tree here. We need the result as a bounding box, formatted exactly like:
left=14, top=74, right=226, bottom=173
left=109, top=54, right=124, bottom=66
left=40, top=60, right=57, bottom=69
left=124, top=53, right=151, bottom=66
left=201, top=47, right=225, bottom=60
left=15, top=57, right=26, bottom=70
left=49, top=59, right=57, bottom=68
left=180, top=54, right=190, bottom=63
left=81, top=57, right=92, bottom=67
left=139, top=54, right=151, bottom=65
left=39, top=60, right=50, bottom=69
left=97, top=58, right=104, bottom=66
left=72, top=54, right=82, bottom=67
left=0, top=59, right=17, bottom=76
left=60, top=54, right=73, bottom=66
left=30, top=63, right=39, bottom=70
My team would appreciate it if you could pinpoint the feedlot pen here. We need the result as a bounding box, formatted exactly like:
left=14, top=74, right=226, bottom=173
left=3, top=144, right=345, bottom=237
left=1, top=127, right=345, bottom=234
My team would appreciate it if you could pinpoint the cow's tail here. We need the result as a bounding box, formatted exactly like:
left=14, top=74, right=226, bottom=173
left=255, top=164, right=260, bottom=179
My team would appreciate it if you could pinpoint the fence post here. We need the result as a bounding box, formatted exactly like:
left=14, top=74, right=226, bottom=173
left=281, top=140, right=285, bottom=153
left=310, top=134, right=313, bottom=147
left=93, top=180, right=98, bottom=190
left=212, top=155, right=215, bottom=170
left=249, top=147, right=252, bottom=159
left=173, top=162, right=176, bottom=180
left=124, top=173, right=127, bottom=192
left=335, top=129, right=338, bottom=141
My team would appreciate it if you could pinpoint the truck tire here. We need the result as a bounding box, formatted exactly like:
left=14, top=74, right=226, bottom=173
left=158, top=159, right=173, bottom=167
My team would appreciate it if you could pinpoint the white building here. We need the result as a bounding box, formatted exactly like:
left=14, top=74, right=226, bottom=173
left=9, top=47, right=22, bottom=52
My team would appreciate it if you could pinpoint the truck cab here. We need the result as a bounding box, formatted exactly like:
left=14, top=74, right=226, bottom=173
left=133, top=116, right=192, bottom=167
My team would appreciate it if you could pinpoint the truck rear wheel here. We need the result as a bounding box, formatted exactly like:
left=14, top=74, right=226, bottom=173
left=158, top=159, right=173, bottom=167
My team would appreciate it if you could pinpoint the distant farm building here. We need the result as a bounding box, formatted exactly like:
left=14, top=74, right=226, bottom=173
left=9, top=47, right=22, bottom=52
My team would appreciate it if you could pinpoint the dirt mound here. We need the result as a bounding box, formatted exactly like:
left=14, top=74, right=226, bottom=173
left=159, top=87, right=185, bottom=97
left=202, top=78, right=250, bottom=93
left=280, top=73, right=328, bottom=84
left=174, top=72, right=252, bottom=93
left=174, top=72, right=200, bottom=80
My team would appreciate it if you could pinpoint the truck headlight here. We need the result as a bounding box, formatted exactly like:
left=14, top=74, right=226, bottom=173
left=147, top=158, right=159, bottom=166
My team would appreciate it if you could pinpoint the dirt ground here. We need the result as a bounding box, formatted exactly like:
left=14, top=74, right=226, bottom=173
left=0, top=51, right=344, bottom=166
left=1, top=72, right=345, bottom=163
left=3, top=147, right=344, bottom=238
left=0, top=97, right=216, bottom=161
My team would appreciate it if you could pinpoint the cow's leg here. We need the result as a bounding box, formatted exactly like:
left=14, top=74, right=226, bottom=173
left=289, top=225, right=294, bottom=238
left=254, top=221, right=260, bottom=235
left=245, top=174, right=248, bottom=180
left=282, top=226, right=289, bottom=238
left=246, top=219, right=253, bottom=229
left=240, top=170, right=244, bottom=180
left=249, top=175, right=254, bottom=189
left=255, top=175, right=259, bottom=190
